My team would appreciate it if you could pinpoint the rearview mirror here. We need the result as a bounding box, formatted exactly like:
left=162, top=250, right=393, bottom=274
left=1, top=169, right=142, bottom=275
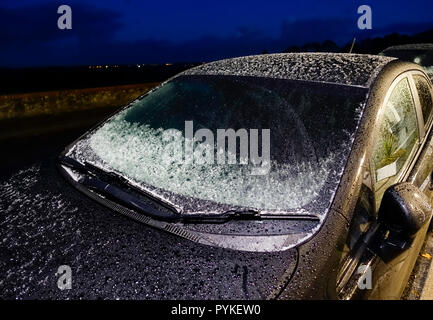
left=376, top=182, right=432, bottom=261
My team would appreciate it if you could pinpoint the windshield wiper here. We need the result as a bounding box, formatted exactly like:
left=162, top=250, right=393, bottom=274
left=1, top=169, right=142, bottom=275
left=179, top=209, right=320, bottom=223
left=60, top=156, right=320, bottom=224
left=59, top=156, right=181, bottom=221
left=177, top=209, right=260, bottom=223
left=83, top=161, right=181, bottom=211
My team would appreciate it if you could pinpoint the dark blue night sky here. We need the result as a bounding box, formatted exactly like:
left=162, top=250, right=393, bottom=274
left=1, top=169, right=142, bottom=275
left=1, top=0, right=432, bottom=67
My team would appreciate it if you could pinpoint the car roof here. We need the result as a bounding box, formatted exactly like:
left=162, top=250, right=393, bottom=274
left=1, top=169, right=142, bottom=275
left=181, top=52, right=396, bottom=88
left=382, top=43, right=433, bottom=52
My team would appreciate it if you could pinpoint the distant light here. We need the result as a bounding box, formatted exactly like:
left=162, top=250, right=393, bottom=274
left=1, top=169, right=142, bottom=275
left=414, top=57, right=421, bottom=64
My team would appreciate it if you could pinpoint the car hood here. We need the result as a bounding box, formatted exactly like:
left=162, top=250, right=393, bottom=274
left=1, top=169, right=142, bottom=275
left=1, top=163, right=299, bottom=299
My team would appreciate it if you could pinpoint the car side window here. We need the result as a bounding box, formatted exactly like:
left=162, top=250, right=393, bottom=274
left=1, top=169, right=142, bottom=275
left=413, top=75, right=433, bottom=127
left=372, top=77, right=419, bottom=206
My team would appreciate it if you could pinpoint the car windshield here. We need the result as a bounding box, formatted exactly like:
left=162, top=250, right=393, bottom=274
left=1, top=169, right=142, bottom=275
left=71, top=75, right=368, bottom=213
left=381, top=48, right=433, bottom=76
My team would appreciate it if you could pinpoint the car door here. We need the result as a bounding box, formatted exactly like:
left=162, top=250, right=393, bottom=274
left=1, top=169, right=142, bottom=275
left=337, top=71, right=433, bottom=300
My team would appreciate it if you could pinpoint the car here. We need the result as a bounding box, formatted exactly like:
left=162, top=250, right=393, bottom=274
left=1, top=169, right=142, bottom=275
left=380, top=43, right=433, bottom=80
left=58, top=52, right=433, bottom=299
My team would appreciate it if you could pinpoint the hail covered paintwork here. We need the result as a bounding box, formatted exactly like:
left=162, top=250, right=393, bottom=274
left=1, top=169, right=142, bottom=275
left=183, top=53, right=396, bottom=87
left=54, top=53, right=433, bottom=299
left=382, top=43, right=433, bottom=52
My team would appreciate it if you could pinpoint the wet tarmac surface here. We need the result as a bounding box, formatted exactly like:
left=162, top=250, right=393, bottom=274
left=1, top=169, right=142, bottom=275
left=402, top=229, right=433, bottom=299
left=0, top=113, right=297, bottom=300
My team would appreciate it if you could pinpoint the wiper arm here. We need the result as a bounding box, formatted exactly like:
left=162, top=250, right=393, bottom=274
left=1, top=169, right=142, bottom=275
left=80, top=175, right=180, bottom=221
left=180, top=209, right=260, bottom=223
left=60, top=156, right=89, bottom=174
left=59, top=156, right=180, bottom=220
left=60, top=156, right=320, bottom=224
left=83, top=162, right=182, bottom=214
left=180, top=209, right=320, bottom=223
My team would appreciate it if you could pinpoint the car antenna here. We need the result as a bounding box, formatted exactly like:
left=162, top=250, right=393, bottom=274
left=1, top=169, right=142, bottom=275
left=349, top=37, right=356, bottom=53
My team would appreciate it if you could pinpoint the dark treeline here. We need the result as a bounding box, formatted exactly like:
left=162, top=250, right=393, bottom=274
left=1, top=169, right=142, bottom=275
left=283, top=28, right=433, bottom=54
left=0, top=64, right=199, bottom=95
left=1, top=28, right=432, bottom=94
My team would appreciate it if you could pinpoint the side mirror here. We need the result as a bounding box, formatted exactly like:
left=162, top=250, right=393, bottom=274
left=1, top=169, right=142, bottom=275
left=376, top=182, right=432, bottom=261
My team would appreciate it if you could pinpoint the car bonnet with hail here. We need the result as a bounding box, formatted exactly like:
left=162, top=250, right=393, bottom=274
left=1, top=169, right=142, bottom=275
left=58, top=52, right=423, bottom=299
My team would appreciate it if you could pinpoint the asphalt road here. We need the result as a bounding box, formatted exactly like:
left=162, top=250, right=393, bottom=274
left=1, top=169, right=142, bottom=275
left=0, top=108, right=298, bottom=300
left=402, top=229, right=433, bottom=299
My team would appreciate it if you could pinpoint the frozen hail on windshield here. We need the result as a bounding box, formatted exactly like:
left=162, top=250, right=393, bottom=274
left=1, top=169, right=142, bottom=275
left=68, top=74, right=367, bottom=214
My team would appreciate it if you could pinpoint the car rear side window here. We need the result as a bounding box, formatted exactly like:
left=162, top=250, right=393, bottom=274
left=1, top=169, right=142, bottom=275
left=372, top=77, right=419, bottom=202
left=413, top=75, right=433, bottom=127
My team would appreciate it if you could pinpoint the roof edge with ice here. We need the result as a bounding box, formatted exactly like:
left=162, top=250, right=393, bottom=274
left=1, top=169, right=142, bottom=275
left=181, top=53, right=397, bottom=88
left=382, top=43, right=433, bottom=52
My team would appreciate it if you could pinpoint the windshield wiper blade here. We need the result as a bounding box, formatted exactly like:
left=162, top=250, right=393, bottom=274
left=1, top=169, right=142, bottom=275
left=177, top=210, right=258, bottom=223
left=80, top=175, right=180, bottom=221
left=60, top=156, right=320, bottom=224
left=60, top=156, right=89, bottom=174
left=180, top=209, right=320, bottom=223
left=59, top=156, right=181, bottom=220
left=82, top=161, right=182, bottom=214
